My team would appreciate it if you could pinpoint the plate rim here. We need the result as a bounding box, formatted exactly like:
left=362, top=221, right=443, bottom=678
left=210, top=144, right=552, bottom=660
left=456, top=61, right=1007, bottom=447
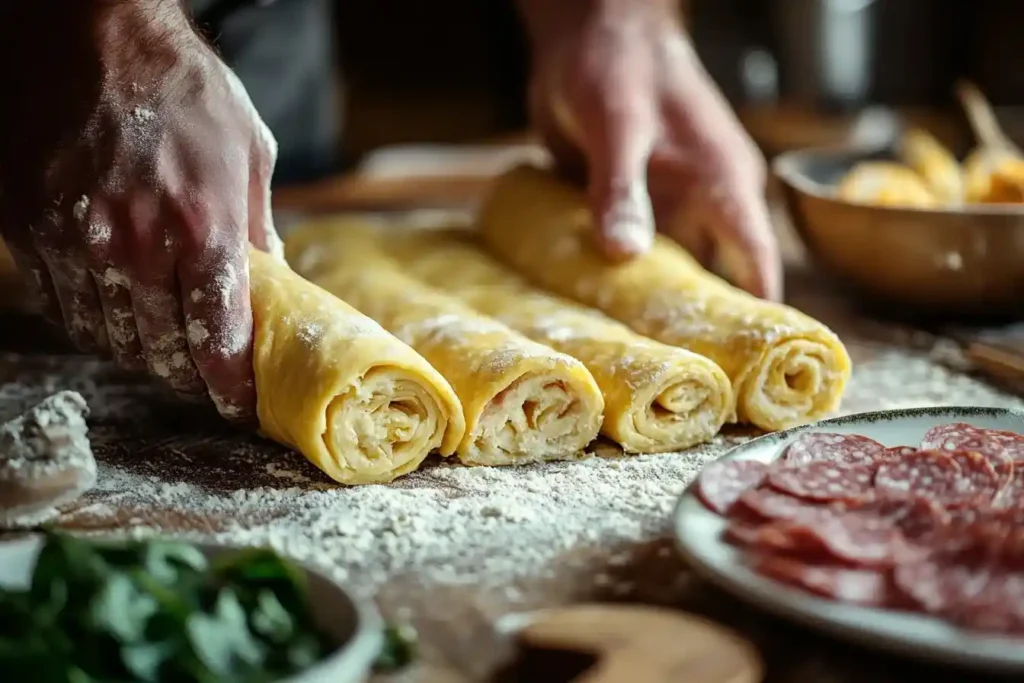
left=672, top=405, right=1024, bottom=673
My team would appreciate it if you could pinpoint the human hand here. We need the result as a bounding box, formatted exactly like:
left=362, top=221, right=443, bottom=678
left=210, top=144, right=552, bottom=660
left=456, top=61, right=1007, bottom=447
left=519, top=0, right=782, bottom=301
left=0, top=0, right=280, bottom=423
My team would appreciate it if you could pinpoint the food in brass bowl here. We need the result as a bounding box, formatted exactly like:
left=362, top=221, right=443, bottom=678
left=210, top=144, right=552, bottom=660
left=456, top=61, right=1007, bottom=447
left=773, top=83, right=1024, bottom=318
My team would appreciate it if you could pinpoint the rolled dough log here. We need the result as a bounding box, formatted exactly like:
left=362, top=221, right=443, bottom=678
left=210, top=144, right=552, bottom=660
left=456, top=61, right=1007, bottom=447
left=249, top=248, right=464, bottom=484
left=476, top=165, right=852, bottom=431
left=0, top=240, right=466, bottom=484
left=285, top=228, right=605, bottom=466
left=345, top=225, right=734, bottom=454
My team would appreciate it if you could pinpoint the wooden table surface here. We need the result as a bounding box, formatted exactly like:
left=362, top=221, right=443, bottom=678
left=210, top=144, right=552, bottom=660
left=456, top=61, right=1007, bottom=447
left=2, top=155, right=1023, bottom=682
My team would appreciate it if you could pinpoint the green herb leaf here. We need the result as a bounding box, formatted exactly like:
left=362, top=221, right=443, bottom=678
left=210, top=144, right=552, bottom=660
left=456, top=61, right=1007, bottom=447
left=251, top=590, right=295, bottom=643
left=142, top=543, right=208, bottom=586
left=89, top=572, right=159, bottom=643
left=186, top=589, right=266, bottom=676
left=121, top=639, right=179, bottom=682
left=374, top=622, right=419, bottom=672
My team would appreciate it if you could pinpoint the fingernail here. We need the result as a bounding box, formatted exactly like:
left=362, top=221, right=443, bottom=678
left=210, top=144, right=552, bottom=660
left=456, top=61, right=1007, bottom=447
left=602, top=188, right=654, bottom=258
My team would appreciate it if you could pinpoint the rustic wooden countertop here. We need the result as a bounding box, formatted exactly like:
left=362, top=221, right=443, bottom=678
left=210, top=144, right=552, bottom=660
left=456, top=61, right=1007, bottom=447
left=2, top=159, right=1023, bottom=682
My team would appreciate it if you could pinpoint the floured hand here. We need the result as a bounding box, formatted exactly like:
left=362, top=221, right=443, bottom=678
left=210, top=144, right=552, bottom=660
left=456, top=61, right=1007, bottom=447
left=518, top=0, right=782, bottom=301
left=0, top=0, right=281, bottom=423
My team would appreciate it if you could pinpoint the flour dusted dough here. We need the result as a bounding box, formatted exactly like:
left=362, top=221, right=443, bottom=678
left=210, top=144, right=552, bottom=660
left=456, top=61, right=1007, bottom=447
left=356, top=226, right=734, bottom=453
left=476, top=165, right=852, bottom=431
left=249, top=248, right=464, bottom=484
left=285, top=228, right=604, bottom=466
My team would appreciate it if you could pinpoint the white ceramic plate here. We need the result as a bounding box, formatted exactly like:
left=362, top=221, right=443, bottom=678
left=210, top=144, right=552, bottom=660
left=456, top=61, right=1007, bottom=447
left=673, top=405, right=1024, bottom=673
left=0, top=535, right=383, bottom=683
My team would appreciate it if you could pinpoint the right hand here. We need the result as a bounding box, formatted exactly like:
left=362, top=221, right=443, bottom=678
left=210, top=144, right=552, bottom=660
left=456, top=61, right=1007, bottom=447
left=0, top=0, right=281, bottom=424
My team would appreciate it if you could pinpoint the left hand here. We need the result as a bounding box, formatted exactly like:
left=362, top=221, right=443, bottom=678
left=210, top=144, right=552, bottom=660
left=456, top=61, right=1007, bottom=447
left=520, top=0, right=782, bottom=301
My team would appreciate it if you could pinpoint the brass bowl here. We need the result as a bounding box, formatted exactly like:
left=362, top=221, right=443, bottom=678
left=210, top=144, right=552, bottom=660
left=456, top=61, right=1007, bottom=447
left=774, top=146, right=1024, bottom=319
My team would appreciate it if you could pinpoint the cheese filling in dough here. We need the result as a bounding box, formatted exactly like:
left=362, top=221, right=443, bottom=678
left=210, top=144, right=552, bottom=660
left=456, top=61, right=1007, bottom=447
left=285, top=232, right=604, bottom=466
left=358, top=227, right=734, bottom=453
left=475, top=165, right=852, bottom=431
left=249, top=248, right=464, bottom=484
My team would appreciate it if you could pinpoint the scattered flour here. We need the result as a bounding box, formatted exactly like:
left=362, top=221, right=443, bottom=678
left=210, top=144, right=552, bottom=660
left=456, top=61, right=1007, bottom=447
left=4, top=327, right=1024, bottom=680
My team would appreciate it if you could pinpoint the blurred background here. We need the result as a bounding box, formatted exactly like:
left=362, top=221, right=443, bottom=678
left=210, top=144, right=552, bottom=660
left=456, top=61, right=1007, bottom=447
left=331, top=0, right=1024, bottom=165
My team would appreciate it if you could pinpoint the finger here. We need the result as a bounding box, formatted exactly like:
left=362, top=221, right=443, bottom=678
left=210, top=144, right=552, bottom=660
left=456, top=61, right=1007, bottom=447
left=94, top=269, right=146, bottom=371
left=179, top=240, right=257, bottom=425
left=30, top=212, right=109, bottom=354
left=0, top=232, right=61, bottom=322
left=578, top=78, right=658, bottom=259
left=132, top=273, right=205, bottom=398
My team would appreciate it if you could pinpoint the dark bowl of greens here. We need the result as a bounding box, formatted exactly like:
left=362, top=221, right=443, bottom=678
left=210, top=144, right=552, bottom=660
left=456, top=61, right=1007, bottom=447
left=0, top=532, right=383, bottom=683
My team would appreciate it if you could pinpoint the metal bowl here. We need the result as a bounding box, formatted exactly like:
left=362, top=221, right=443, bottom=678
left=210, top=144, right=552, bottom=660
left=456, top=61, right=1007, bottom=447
left=0, top=536, right=383, bottom=683
left=774, top=146, right=1024, bottom=318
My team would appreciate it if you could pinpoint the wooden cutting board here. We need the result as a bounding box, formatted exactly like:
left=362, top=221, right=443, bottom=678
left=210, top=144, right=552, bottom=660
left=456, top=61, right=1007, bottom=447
left=496, top=603, right=764, bottom=683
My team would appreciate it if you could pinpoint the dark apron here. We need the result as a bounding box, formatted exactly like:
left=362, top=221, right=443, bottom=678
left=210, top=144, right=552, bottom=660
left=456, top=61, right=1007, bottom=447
left=189, top=0, right=340, bottom=185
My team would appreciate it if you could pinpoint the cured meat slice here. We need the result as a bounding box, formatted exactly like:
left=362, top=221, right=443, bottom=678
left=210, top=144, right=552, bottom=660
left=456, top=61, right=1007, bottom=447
left=875, top=450, right=967, bottom=505
left=734, top=488, right=827, bottom=522
left=750, top=555, right=893, bottom=606
left=751, top=513, right=903, bottom=567
left=953, top=572, right=1024, bottom=634
left=996, top=467, right=1024, bottom=509
left=894, top=553, right=993, bottom=614
left=847, top=496, right=950, bottom=544
left=882, top=446, right=918, bottom=459
left=921, top=423, right=980, bottom=451
left=696, top=459, right=769, bottom=515
left=922, top=423, right=1024, bottom=464
left=783, top=432, right=886, bottom=467
left=768, top=460, right=875, bottom=503
left=948, top=451, right=1001, bottom=506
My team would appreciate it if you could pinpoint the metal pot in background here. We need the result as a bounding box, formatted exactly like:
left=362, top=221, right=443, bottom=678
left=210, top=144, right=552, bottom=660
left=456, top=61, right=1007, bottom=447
left=769, top=0, right=878, bottom=110
left=690, top=0, right=961, bottom=110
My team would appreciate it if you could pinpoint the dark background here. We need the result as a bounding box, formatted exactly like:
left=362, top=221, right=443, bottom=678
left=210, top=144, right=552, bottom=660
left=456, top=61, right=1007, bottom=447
left=332, top=1, right=1024, bottom=159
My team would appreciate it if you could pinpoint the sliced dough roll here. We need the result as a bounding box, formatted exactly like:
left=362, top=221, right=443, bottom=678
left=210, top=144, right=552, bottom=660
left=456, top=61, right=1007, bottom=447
left=475, top=165, right=852, bottom=432
left=249, top=248, right=464, bottom=484
left=363, top=226, right=733, bottom=453
left=285, top=230, right=604, bottom=466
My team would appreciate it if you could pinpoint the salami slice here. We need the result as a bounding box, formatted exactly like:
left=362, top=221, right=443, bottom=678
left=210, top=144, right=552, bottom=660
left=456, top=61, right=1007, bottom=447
left=953, top=572, right=1024, bottom=634
left=882, top=446, right=918, bottom=459
left=921, top=423, right=980, bottom=451
left=847, top=496, right=949, bottom=544
left=783, top=432, right=886, bottom=467
left=768, top=460, right=875, bottom=503
left=875, top=450, right=967, bottom=505
left=733, top=488, right=827, bottom=522
left=996, top=468, right=1024, bottom=510
left=948, top=451, right=1001, bottom=506
left=750, top=555, right=893, bottom=606
left=894, top=552, right=993, bottom=614
left=755, top=513, right=903, bottom=567
left=922, top=423, right=1024, bottom=464
left=696, top=459, right=769, bottom=515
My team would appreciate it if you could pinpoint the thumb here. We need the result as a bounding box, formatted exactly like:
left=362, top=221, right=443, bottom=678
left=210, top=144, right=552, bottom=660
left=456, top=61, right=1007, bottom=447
left=577, top=87, right=658, bottom=260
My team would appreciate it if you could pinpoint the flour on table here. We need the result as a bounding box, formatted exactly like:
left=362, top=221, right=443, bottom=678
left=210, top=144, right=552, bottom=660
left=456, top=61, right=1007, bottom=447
left=3, top=334, right=1024, bottom=680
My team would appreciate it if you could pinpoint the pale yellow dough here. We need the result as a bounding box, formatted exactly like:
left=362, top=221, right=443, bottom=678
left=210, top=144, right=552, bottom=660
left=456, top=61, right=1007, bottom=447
left=285, top=227, right=604, bottom=466
left=353, top=226, right=734, bottom=453
left=475, top=165, right=852, bottom=431
left=248, top=248, right=464, bottom=484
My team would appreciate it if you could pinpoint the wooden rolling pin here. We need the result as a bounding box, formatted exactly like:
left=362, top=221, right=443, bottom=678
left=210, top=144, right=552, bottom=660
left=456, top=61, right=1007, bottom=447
left=499, top=604, right=763, bottom=683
